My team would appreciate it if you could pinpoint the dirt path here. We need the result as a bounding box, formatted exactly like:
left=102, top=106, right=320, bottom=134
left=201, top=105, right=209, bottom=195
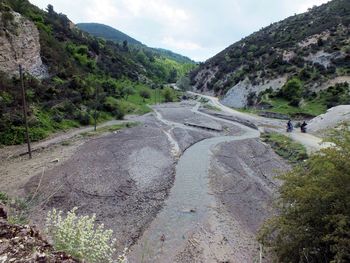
left=190, top=92, right=332, bottom=154
left=0, top=117, right=135, bottom=160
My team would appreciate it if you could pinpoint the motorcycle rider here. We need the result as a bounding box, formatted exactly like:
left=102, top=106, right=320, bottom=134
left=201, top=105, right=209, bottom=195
left=287, top=120, right=293, bottom=132
left=301, top=121, right=307, bottom=133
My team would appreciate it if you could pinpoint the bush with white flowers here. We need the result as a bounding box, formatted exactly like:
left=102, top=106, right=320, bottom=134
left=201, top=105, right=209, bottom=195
left=46, top=207, right=118, bottom=263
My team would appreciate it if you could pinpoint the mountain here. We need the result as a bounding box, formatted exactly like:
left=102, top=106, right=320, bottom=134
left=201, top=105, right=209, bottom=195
left=76, top=22, right=194, bottom=65
left=190, top=0, right=350, bottom=115
left=77, top=23, right=142, bottom=45
left=0, top=0, right=194, bottom=145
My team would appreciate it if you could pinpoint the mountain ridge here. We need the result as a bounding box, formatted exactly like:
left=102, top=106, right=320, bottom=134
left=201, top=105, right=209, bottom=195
left=77, top=22, right=142, bottom=45
left=0, top=0, right=193, bottom=145
left=190, top=0, right=350, bottom=114
left=76, top=22, right=194, bottom=64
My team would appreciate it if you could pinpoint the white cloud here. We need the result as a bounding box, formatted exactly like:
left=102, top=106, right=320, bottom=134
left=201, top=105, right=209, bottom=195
left=162, top=36, right=201, bottom=51
left=29, top=0, right=333, bottom=61
left=295, top=0, right=331, bottom=13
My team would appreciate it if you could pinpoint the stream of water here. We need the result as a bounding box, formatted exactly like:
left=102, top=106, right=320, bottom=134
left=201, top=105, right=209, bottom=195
left=128, top=108, right=259, bottom=262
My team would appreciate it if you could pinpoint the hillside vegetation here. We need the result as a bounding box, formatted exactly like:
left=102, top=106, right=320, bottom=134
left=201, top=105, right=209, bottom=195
left=76, top=22, right=196, bottom=81
left=77, top=23, right=142, bottom=45
left=0, top=0, right=188, bottom=145
left=190, top=0, right=350, bottom=116
left=259, top=127, right=350, bottom=262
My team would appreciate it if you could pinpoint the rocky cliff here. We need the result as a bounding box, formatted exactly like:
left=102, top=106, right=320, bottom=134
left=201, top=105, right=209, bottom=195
left=0, top=11, right=48, bottom=78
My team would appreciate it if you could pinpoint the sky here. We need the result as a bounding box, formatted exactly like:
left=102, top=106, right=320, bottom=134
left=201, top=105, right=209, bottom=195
left=29, top=0, right=330, bottom=62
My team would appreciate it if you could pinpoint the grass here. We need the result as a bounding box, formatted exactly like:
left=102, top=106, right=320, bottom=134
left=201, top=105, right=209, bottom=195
left=264, top=98, right=326, bottom=117
left=261, top=132, right=308, bottom=164
left=80, top=122, right=139, bottom=137
left=236, top=97, right=327, bottom=118
left=203, top=103, right=222, bottom=111
left=0, top=191, right=29, bottom=225
left=1, top=82, right=182, bottom=146
left=122, top=85, right=182, bottom=115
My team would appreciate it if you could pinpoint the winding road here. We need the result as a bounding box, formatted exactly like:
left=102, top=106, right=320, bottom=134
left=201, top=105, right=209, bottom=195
left=190, top=92, right=331, bottom=154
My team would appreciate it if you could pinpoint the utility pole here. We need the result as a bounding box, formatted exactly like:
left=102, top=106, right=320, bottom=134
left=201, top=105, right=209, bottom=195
left=154, top=88, right=156, bottom=104
left=19, top=65, right=32, bottom=159
left=94, top=85, right=98, bottom=131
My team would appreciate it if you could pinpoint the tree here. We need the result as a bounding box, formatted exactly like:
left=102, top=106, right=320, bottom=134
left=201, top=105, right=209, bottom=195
left=279, top=77, right=303, bottom=106
left=259, top=127, right=350, bottom=263
left=163, top=87, right=174, bottom=102
left=122, top=86, right=135, bottom=101
left=122, top=40, right=128, bottom=52
left=46, top=4, right=54, bottom=16
left=139, top=89, right=150, bottom=102
left=168, top=69, right=178, bottom=83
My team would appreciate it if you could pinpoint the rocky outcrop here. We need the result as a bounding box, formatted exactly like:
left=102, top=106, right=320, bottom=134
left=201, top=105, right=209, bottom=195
left=305, top=50, right=345, bottom=68
left=308, top=105, right=350, bottom=133
left=0, top=11, right=48, bottom=78
left=220, top=76, right=287, bottom=108
left=0, top=203, right=78, bottom=262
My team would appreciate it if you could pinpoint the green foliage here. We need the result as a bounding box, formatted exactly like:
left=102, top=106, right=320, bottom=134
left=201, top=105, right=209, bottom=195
left=81, top=122, right=138, bottom=137
left=77, top=23, right=141, bottom=45
left=322, top=82, right=350, bottom=108
left=1, top=11, right=14, bottom=26
left=279, top=77, right=304, bottom=106
left=163, top=87, right=175, bottom=102
left=139, top=89, right=151, bottom=101
left=261, top=132, right=308, bottom=163
left=176, top=75, right=191, bottom=91
left=0, top=191, right=8, bottom=203
left=103, top=96, right=125, bottom=119
left=46, top=207, right=116, bottom=263
left=75, top=23, right=195, bottom=83
left=191, top=0, right=350, bottom=97
left=259, top=127, right=350, bottom=262
left=0, top=191, right=29, bottom=225
left=0, top=0, right=192, bottom=146
left=66, top=43, right=96, bottom=70
left=121, top=86, right=135, bottom=100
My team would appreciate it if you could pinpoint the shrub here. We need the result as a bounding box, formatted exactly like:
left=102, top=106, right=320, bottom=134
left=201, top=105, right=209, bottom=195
left=1, top=11, right=14, bottom=26
left=261, top=132, right=308, bottom=163
left=46, top=207, right=116, bottom=263
left=279, top=77, right=304, bottom=106
left=139, top=89, right=151, bottom=102
left=163, top=87, right=174, bottom=102
left=259, top=127, right=350, bottom=262
left=77, top=112, right=90, bottom=125
left=121, top=86, right=135, bottom=100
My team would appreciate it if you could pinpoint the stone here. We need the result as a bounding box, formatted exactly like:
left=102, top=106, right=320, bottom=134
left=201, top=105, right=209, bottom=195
left=0, top=204, right=7, bottom=219
left=0, top=11, right=48, bottom=78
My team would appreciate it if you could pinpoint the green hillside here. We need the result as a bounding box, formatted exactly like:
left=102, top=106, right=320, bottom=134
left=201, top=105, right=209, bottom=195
left=190, top=0, right=350, bottom=116
left=77, top=23, right=142, bottom=45
left=76, top=22, right=195, bottom=67
left=0, top=0, right=188, bottom=145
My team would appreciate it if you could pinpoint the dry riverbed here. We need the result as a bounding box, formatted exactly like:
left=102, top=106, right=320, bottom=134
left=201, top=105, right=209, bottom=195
left=0, top=101, right=290, bottom=262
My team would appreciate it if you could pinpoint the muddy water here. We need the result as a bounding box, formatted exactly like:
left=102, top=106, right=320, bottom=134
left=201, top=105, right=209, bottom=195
left=128, top=124, right=259, bottom=262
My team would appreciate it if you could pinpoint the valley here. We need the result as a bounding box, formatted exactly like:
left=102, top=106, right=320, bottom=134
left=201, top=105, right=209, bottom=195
left=1, top=95, right=292, bottom=262
left=0, top=0, right=349, bottom=262
left=2, top=91, right=340, bottom=262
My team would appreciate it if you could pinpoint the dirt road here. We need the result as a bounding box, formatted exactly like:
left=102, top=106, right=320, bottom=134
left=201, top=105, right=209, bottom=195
left=191, top=92, right=332, bottom=154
